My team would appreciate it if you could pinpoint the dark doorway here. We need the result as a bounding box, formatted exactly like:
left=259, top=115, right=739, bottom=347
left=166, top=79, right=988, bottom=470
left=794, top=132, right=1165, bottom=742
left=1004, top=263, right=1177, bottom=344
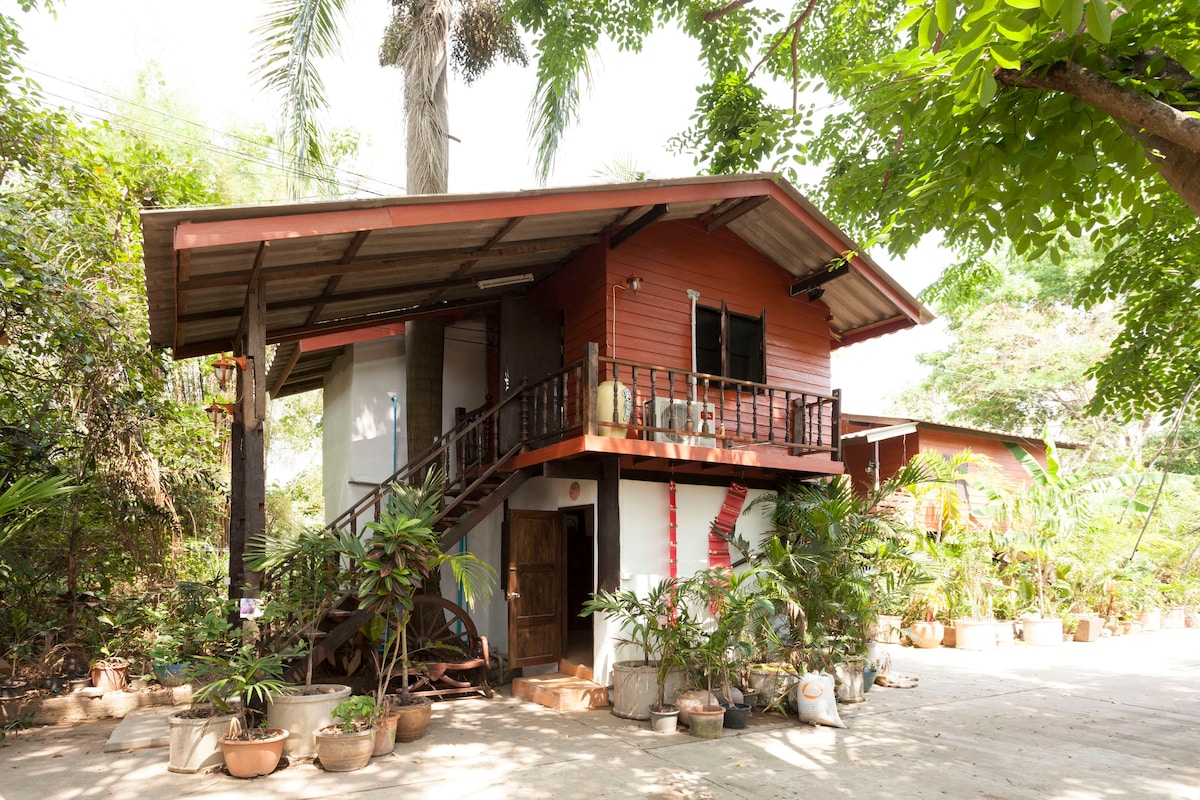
left=562, top=505, right=594, bottom=668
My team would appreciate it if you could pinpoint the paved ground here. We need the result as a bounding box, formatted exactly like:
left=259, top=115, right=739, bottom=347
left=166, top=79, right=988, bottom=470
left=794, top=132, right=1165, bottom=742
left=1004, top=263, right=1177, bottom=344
left=1, top=628, right=1197, bottom=800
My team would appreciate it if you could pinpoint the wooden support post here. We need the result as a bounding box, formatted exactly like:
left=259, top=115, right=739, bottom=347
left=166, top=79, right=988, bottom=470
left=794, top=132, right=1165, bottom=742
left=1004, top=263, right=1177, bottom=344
left=582, top=342, right=598, bottom=437
left=597, top=456, right=621, bottom=593
left=227, top=366, right=246, bottom=613
left=243, top=272, right=267, bottom=596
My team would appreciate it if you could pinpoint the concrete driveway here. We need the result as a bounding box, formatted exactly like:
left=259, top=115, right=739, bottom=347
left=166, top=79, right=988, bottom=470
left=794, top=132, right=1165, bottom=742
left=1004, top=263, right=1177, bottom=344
left=1, top=628, right=1197, bottom=800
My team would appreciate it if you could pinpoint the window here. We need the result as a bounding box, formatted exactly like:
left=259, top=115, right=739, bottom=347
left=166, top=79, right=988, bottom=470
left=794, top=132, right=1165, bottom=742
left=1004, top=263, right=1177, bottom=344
left=695, top=302, right=765, bottom=383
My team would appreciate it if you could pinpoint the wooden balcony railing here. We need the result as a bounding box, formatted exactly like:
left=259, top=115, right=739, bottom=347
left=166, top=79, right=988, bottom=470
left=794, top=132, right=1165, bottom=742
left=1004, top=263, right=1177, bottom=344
left=519, top=342, right=842, bottom=460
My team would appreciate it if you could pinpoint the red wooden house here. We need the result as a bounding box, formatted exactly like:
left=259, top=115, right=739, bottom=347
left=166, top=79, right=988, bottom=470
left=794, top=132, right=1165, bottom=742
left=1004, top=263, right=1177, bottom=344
left=140, top=174, right=932, bottom=694
left=840, top=413, right=1077, bottom=530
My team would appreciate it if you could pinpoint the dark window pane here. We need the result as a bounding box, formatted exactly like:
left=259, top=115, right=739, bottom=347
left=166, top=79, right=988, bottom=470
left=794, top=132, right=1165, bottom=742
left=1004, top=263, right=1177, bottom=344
left=727, top=311, right=763, bottom=382
left=696, top=306, right=723, bottom=376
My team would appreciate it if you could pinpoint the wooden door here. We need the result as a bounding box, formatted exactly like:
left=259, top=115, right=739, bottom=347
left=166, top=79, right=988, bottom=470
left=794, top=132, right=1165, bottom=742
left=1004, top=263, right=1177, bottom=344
left=505, top=509, right=563, bottom=669
left=499, top=296, right=562, bottom=451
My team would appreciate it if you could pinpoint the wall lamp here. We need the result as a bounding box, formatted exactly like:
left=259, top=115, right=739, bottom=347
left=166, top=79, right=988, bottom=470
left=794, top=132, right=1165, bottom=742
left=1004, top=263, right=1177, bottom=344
left=205, top=400, right=236, bottom=429
left=620, top=275, right=643, bottom=293
left=212, top=353, right=247, bottom=391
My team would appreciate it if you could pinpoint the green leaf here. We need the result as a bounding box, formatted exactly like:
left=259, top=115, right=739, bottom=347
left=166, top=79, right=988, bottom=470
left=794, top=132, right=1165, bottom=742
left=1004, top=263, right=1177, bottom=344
left=996, top=15, right=1033, bottom=40
left=954, top=47, right=985, bottom=77
left=1084, top=0, right=1112, bottom=42
left=1060, top=0, right=1084, bottom=33
left=918, top=9, right=938, bottom=48
left=896, top=6, right=928, bottom=34
left=936, top=0, right=955, bottom=33
left=1004, top=0, right=1041, bottom=8
left=991, top=44, right=1022, bottom=69
left=1041, top=0, right=1064, bottom=15
left=980, top=71, right=998, bottom=105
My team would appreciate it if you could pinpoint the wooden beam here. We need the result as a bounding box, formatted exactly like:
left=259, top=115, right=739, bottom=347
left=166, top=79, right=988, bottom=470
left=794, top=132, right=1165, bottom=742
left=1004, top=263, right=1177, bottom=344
left=177, top=234, right=601, bottom=291
left=242, top=268, right=267, bottom=598
left=539, top=461, right=603, bottom=481
left=706, top=196, right=770, bottom=232
left=177, top=265, right=555, bottom=325
left=302, top=229, right=370, bottom=329
left=268, top=343, right=303, bottom=398
left=597, top=457, right=621, bottom=593
left=172, top=242, right=191, bottom=353
left=610, top=203, right=669, bottom=249
left=172, top=299, right=498, bottom=359
left=234, top=241, right=270, bottom=347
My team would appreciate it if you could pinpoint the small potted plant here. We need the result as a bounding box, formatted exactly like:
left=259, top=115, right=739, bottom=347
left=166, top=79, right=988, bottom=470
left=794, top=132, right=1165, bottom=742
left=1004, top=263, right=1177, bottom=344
left=191, top=644, right=293, bottom=778
left=314, top=695, right=378, bottom=772
left=90, top=654, right=130, bottom=693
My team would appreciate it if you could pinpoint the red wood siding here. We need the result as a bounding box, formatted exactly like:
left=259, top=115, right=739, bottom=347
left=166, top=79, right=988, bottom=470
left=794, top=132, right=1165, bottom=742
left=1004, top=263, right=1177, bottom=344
left=603, top=221, right=832, bottom=392
left=917, top=430, right=1047, bottom=490
left=527, top=243, right=607, bottom=361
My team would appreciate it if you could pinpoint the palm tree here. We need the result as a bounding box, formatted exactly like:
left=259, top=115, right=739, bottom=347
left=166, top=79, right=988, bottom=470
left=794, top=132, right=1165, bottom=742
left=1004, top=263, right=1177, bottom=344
left=254, top=0, right=525, bottom=502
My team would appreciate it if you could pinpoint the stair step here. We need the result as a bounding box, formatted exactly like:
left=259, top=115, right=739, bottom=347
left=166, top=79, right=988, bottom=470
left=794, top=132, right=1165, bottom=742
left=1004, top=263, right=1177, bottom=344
left=512, top=673, right=609, bottom=712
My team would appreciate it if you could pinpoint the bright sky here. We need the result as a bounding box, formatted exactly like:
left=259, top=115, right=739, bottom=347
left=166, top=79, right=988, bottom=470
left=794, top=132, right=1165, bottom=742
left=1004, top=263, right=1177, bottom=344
left=17, top=0, right=949, bottom=415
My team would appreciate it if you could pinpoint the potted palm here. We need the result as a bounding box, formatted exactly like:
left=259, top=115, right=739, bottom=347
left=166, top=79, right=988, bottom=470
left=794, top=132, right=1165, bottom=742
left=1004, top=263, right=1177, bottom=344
left=191, top=644, right=293, bottom=778
left=250, top=527, right=354, bottom=758
left=581, top=577, right=690, bottom=723
left=689, top=567, right=774, bottom=728
left=336, top=468, right=495, bottom=743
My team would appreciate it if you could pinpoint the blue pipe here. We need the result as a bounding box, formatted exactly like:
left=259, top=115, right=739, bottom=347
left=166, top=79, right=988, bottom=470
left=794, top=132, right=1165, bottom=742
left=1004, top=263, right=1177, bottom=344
left=391, top=395, right=399, bottom=474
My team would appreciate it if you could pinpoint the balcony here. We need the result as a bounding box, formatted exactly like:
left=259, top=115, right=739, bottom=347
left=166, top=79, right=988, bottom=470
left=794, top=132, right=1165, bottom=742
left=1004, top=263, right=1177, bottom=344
left=508, top=343, right=843, bottom=485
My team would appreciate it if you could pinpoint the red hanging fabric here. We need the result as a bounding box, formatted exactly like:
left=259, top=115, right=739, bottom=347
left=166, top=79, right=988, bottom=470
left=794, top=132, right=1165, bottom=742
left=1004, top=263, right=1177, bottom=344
left=668, top=480, right=678, bottom=579
left=708, top=482, right=748, bottom=568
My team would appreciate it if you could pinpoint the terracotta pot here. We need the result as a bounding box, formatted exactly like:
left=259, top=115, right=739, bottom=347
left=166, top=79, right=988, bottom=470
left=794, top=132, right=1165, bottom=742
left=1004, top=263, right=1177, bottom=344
left=372, top=712, right=398, bottom=756
left=90, top=662, right=128, bottom=692
left=393, top=699, right=432, bottom=743
left=221, top=728, right=288, bottom=779
left=314, top=725, right=376, bottom=772
left=687, top=705, right=725, bottom=739
left=909, top=619, right=944, bottom=648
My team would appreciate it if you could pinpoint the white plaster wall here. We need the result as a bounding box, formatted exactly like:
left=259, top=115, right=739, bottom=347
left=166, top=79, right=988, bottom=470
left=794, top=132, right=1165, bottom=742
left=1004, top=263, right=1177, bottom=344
left=321, top=350, right=354, bottom=522
left=322, top=321, right=489, bottom=524
left=588, top=479, right=775, bottom=687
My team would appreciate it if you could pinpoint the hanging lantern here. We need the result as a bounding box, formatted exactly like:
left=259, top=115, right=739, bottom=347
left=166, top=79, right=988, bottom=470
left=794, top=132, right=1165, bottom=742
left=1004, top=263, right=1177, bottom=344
left=212, top=353, right=247, bottom=391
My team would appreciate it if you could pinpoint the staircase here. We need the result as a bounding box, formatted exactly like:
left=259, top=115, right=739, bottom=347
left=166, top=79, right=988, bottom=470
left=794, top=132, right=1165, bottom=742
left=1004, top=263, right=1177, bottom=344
left=286, top=393, right=532, bottom=680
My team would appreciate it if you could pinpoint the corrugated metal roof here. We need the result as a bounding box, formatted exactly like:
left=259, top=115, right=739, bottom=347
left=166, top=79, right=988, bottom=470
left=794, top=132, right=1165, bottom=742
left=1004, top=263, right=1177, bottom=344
left=141, top=173, right=933, bottom=396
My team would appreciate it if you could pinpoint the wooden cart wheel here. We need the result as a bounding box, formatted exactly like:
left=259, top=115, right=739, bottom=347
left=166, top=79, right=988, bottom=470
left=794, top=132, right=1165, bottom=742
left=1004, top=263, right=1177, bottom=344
left=408, top=594, right=479, bottom=656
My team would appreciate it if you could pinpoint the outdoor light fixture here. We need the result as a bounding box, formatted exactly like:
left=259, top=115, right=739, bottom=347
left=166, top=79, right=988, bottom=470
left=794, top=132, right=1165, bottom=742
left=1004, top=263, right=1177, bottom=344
left=212, top=353, right=247, bottom=390
left=865, top=460, right=877, bottom=475
left=476, top=273, right=535, bottom=290
left=205, top=400, right=235, bottom=429
left=624, top=275, right=643, bottom=293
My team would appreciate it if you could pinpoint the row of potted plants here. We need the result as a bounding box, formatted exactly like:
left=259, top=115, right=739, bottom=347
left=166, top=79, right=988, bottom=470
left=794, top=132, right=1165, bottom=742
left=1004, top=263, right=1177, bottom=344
left=167, top=468, right=493, bottom=777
